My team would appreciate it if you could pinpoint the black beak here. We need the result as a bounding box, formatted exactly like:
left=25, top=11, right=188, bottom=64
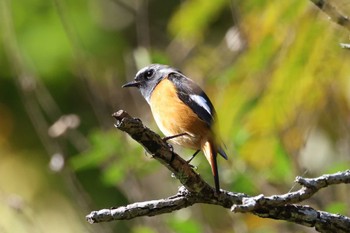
left=122, top=81, right=140, bottom=88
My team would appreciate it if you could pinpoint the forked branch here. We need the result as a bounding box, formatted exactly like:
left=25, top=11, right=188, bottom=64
left=85, top=110, right=350, bottom=233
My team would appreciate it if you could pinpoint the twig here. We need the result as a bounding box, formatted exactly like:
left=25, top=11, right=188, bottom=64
left=86, top=110, right=350, bottom=233
left=340, top=43, right=350, bottom=49
left=86, top=187, right=194, bottom=223
left=309, top=0, right=350, bottom=31
left=232, top=170, right=350, bottom=212
left=87, top=186, right=246, bottom=223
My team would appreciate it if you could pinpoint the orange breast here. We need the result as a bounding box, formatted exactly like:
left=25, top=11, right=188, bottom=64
left=149, top=78, right=210, bottom=149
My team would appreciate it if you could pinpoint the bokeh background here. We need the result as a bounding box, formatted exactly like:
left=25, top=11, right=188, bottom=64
left=1, top=0, right=350, bottom=232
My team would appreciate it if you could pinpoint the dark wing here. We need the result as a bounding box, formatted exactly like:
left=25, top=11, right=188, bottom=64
left=168, top=72, right=215, bottom=127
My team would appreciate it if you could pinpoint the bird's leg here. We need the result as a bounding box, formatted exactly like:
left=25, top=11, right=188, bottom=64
left=186, top=150, right=200, bottom=164
left=162, top=133, right=188, bottom=163
left=163, top=133, right=188, bottom=142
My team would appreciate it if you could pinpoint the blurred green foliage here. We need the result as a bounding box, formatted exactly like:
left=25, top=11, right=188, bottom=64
left=1, top=0, right=350, bottom=232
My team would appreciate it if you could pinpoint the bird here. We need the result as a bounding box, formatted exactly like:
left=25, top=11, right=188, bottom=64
left=122, top=64, right=227, bottom=193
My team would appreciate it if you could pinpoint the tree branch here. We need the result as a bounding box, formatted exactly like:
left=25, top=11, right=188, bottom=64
left=85, top=110, right=350, bottom=233
left=232, top=170, right=350, bottom=212
left=309, top=0, right=350, bottom=31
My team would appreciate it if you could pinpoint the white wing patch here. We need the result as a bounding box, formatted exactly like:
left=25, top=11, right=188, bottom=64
left=189, top=94, right=212, bottom=115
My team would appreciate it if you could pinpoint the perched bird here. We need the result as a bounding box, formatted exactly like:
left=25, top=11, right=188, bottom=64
left=122, top=64, right=227, bottom=193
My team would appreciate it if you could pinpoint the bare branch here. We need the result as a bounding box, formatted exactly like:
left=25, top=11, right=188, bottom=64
left=296, top=170, right=350, bottom=188
left=86, top=110, right=350, bottom=233
left=86, top=187, right=194, bottom=223
left=86, top=186, right=247, bottom=223
left=232, top=170, right=350, bottom=212
left=309, top=0, right=350, bottom=31
left=340, top=43, right=350, bottom=49
left=252, top=204, right=350, bottom=233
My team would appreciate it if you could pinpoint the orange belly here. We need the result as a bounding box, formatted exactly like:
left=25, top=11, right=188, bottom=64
left=149, top=78, right=210, bottom=149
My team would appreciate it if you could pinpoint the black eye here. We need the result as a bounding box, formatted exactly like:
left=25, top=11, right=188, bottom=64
left=145, top=69, right=154, bottom=79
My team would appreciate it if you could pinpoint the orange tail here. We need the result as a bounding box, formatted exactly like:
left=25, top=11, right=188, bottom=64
left=202, top=140, right=220, bottom=193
